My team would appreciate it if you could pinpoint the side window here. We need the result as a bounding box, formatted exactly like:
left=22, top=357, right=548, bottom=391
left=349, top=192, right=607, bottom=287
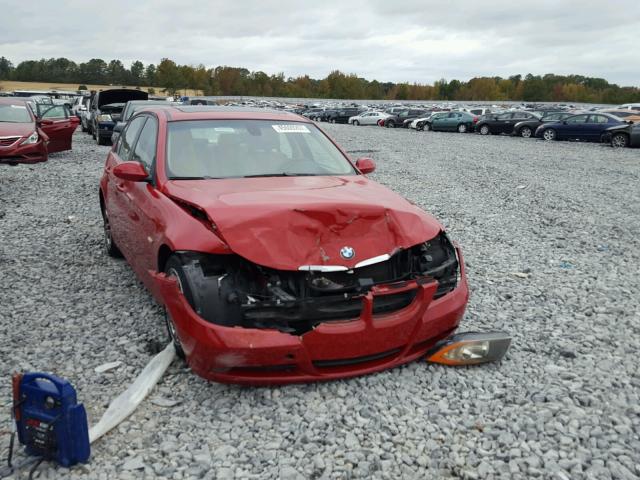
left=565, top=115, right=588, bottom=124
left=591, top=115, right=609, bottom=124
left=131, top=116, right=158, bottom=171
left=41, top=105, right=67, bottom=119
left=497, top=113, right=512, bottom=120
left=116, top=116, right=146, bottom=161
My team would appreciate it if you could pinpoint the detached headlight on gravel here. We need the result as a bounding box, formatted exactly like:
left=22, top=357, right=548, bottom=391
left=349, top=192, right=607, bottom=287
left=426, top=332, right=511, bottom=366
left=20, top=131, right=39, bottom=145
left=97, top=114, right=112, bottom=122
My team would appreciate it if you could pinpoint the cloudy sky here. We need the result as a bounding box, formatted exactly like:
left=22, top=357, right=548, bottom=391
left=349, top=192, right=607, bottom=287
left=2, top=0, right=639, bottom=86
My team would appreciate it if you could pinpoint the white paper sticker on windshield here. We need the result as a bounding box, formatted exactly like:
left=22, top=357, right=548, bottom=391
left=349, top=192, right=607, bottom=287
left=10, top=105, right=27, bottom=109
left=272, top=124, right=310, bottom=133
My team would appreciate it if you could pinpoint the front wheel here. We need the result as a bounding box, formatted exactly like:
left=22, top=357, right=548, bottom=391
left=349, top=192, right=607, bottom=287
left=353, top=120, right=359, bottom=126
left=387, top=121, right=395, bottom=128
left=542, top=128, right=557, bottom=141
left=479, top=125, right=490, bottom=135
left=611, top=132, right=629, bottom=148
left=163, top=256, right=192, bottom=359
left=102, top=208, right=122, bottom=258
left=520, top=126, right=532, bottom=138
left=457, top=123, right=468, bottom=133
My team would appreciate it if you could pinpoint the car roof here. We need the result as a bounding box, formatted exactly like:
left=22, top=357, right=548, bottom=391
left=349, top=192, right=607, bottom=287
left=141, top=105, right=309, bottom=122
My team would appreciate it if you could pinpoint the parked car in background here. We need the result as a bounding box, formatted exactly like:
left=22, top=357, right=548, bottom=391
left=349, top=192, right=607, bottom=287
left=597, top=109, right=640, bottom=123
left=513, top=111, right=574, bottom=138
left=0, top=98, right=48, bottom=165
left=301, top=108, right=324, bottom=119
left=422, top=112, right=450, bottom=131
left=326, top=108, right=364, bottom=124
left=465, top=107, right=492, bottom=116
left=89, top=89, right=148, bottom=145
left=535, top=113, right=627, bottom=142
left=111, top=100, right=173, bottom=143
left=476, top=111, right=540, bottom=135
left=99, top=106, right=471, bottom=384
left=383, top=109, right=428, bottom=128
left=316, top=109, right=338, bottom=122
left=604, top=122, right=640, bottom=148
left=70, top=95, right=91, bottom=119
left=349, top=111, right=390, bottom=126
left=430, top=111, right=477, bottom=133
left=618, top=103, right=640, bottom=111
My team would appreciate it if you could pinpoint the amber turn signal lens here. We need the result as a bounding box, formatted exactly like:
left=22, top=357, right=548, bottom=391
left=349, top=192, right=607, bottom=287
left=426, top=332, right=511, bottom=366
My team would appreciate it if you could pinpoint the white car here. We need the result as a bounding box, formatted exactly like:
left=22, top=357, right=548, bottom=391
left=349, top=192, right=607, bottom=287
left=409, top=116, right=432, bottom=130
left=348, top=111, right=390, bottom=126
left=619, top=103, right=640, bottom=111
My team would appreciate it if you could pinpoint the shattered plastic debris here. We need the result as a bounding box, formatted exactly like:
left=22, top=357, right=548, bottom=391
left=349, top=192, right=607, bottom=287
left=94, top=361, right=122, bottom=373
left=559, top=261, right=574, bottom=269
left=510, top=272, right=530, bottom=279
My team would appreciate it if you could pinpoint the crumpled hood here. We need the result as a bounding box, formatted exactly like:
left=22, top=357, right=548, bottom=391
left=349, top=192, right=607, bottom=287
left=0, top=122, right=35, bottom=139
left=164, top=176, right=441, bottom=270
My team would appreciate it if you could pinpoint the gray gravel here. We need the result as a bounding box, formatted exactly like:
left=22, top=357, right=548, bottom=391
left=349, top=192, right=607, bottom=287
left=1, top=125, right=639, bottom=479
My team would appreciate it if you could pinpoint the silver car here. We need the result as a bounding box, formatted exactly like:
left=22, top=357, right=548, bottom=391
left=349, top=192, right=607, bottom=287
left=348, top=111, right=390, bottom=126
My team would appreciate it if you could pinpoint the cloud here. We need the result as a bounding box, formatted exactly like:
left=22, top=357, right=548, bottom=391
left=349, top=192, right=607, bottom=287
left=1, top=0, right=639, bottom=86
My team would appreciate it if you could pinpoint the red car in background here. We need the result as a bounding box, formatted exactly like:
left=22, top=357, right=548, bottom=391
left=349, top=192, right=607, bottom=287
left=99, top=106, right=504, bottom=385
left=0, top=98, right=78, bottom=165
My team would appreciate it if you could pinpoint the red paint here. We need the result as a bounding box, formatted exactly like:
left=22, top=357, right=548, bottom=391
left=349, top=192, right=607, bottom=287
left=0, top=98, right=47, bottom=164
left=100, top=107, right=469, bottom=384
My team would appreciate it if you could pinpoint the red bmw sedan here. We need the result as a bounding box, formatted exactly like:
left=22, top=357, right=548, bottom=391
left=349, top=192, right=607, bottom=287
left=99, top=106, right=471, bottom=385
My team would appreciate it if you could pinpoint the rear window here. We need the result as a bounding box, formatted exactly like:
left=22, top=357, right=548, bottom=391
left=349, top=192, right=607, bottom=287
left=166, top=120, right=356, bottom=179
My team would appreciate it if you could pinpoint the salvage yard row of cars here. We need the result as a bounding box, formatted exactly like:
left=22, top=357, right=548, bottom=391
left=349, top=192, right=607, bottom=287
left=305, top=102, right=640, bottom=148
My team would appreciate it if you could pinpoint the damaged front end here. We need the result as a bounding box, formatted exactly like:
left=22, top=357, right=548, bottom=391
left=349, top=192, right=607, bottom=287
left=151, top=231, right=469, bottom=384
left=167, top=232, right=459, bottom=335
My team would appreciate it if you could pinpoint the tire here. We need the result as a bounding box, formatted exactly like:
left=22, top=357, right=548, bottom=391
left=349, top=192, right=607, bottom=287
left=611, top=132, right=629, bottom=148
left=81, top=122, right=87, bottom=133
left=97, top=135, right=108, bottom=146
left=457, top=123, right=468, bottom=133
left=163, top=255, right=192, bottom=359
left=331, top=118, right=336, bottom=124
left=425, top=123, right=432, bottom=131
left=102, top=207, right=122, bottom=258
left=353, top=120, right=359, bottom=126
left=520, top=126, right=532, bottom=138
left=479, top=124, right=491, bottom=135
left=542, top=128, right=557, bottom=141
left=387, top=121, right=395, bottom=128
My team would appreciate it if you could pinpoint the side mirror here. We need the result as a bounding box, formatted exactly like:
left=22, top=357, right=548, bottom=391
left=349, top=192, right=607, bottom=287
left=113, top=162, right=149, bottom=182
left=113, top=122, right=125, bottom=133
left=355, top=157, right=376, bottom=175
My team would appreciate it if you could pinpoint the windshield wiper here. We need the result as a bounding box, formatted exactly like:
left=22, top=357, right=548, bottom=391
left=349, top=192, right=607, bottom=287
left=242, top=173, right=318, bottom=178
left=169, top=176, right=223, bottom=180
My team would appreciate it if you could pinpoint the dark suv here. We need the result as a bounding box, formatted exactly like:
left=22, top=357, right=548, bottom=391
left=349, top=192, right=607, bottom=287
left=89, top=89, right=148, bottom=145
left=383, top=109, right=428, bottom=128
left=326, top=108, right=364, bottom=124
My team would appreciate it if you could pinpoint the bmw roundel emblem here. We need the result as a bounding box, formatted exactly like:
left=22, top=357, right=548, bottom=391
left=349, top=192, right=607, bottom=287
left=340, top=246, right=355, bottom=260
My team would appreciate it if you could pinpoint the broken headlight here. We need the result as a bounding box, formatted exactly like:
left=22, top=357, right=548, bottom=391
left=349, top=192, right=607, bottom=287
left=416, top=232, right=459, bottom=298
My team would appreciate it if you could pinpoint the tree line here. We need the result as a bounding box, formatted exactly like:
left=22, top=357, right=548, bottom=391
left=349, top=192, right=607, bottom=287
left=1, top=56, right=638, bottom=104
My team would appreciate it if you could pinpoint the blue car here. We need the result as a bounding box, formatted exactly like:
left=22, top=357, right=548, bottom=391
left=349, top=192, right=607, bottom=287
left=535, top=113, right=628, bottom=142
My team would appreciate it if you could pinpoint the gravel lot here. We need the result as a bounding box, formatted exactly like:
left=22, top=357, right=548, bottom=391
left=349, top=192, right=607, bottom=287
left=1, top=124, right=639, bottom=480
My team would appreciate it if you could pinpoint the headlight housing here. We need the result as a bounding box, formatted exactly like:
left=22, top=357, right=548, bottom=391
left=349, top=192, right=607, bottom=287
left=97, top=114, right=112, bottom=122
left=415, top=232, right=460, bottom=298
left=20, top=131, right=39, bottom=145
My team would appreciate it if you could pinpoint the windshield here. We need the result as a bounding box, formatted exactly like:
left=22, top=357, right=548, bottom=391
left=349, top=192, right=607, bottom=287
left=166, top=120, right=357, bottom=179
left=0, top=104, right=33, bottom=123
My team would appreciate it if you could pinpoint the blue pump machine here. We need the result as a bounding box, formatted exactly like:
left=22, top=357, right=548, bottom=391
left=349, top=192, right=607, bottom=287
left=12, top=372, right=90, bottom=467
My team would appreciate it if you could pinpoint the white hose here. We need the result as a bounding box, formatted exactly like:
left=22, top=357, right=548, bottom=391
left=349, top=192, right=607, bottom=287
left=88, top=343, right=175, bottom=444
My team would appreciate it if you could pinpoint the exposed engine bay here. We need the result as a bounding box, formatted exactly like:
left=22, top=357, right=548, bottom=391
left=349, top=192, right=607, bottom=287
left=171, top=233, right=459, bottom=335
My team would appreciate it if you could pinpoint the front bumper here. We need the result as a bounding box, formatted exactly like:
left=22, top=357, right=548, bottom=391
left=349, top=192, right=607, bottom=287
left=154, top=251, right=469, bottom=385
left=0, top=140, right=47, bottom=165
left=97, top=121, right=115, bottom=139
